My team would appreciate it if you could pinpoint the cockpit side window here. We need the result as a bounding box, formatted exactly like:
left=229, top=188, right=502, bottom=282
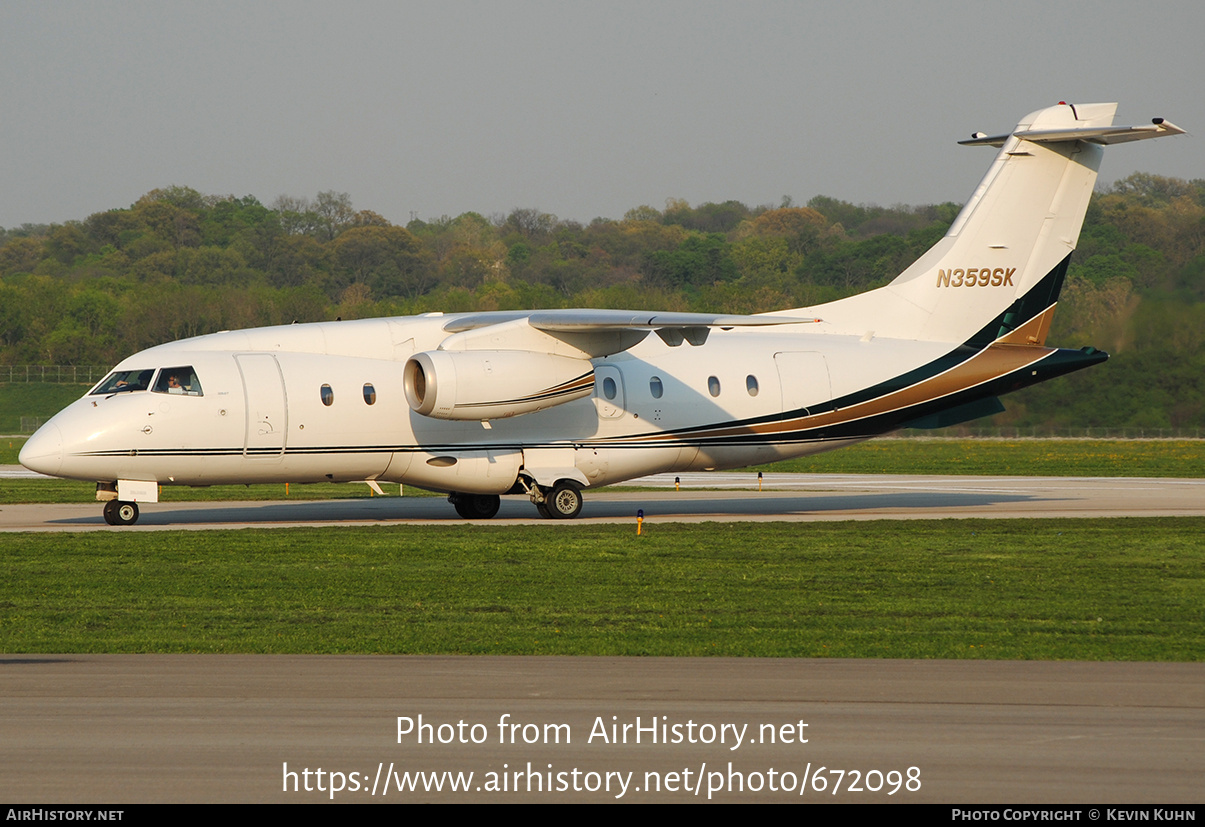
left=152, top=366, right=204, bottom=396
left=91, top=369, right=155, bottom=395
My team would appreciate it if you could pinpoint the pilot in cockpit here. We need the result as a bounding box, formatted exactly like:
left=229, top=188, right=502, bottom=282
left=150, top=366, right=202, bottom=396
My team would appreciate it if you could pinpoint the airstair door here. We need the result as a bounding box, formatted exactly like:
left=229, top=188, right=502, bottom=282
left=235, top=354, right=288, bottom=457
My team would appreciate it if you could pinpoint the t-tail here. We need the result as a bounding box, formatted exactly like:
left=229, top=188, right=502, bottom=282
left=799, top=102, right=1184, bottom=347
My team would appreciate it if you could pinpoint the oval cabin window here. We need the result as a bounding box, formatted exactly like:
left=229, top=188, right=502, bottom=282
left=320, top=384, right=334, bottom=406
left=708, top=376, right=721, bottom=397
left=649, top=376, right=664, bottom=399
left=746, top=375, right=759, bottom=396
left=363, top=383, right=376, bottom=405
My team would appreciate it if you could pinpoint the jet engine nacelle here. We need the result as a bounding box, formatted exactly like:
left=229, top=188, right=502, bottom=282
left=403, top=349, right=595, bottom=420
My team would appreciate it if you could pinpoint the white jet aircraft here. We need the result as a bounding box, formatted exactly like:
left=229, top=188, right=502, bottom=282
left=20, top=102, right=1184, bottom=525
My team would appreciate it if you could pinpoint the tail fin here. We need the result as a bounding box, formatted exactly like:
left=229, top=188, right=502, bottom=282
left=804, top=102, right=1184, bottom=345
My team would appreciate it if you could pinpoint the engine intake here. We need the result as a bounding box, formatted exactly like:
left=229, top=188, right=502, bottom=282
left=403, top=350, right=594, bottom=420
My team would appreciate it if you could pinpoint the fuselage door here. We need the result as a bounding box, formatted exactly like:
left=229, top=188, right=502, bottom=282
left=774, top=351, right=832, bottom=418
left=235, top=353, right=288, bottom=457
left=593, top=364, right=626, bottom=419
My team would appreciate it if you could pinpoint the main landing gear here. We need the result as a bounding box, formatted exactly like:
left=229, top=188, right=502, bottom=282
left=541, top=481, right=583, bottom=519
left=527, top=479, right=583, bottom=520
left=448, top=493, right=501, bottom=520
left=102, top=500, right=139, bottom=526
left=447, top=480, right=585, bottom=520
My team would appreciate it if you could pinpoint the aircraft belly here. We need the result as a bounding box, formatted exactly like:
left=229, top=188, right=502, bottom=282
left=385, top=449, right=522, bottom=494
left=573, top=445, right=697, bottom=487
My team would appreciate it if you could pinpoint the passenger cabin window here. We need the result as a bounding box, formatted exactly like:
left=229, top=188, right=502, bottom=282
left=321, top=384, right=334, bottom=406
left=602, top=377, right=618, bottom=400
left=153, top=366, right=203, bottom=396
left=746, top=375, right=759, bottom=396
left=363, top=383, right=376, bottom=405
left=649, top=376, right=664, bottom=399
left=91, top=369, right=154, bottom=395
left=708, top=376, right=721, bottom=397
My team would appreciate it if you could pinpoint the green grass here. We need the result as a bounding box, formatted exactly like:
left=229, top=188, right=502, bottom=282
left=0, top=382, right=88, bottom=434
left=0, top=477, right=437, bottom=504
left=749, top=438, right=1205, bottom=477
left=1, top=438, right=24, bottom=465
left=2, top=518, right=1201, bottom=660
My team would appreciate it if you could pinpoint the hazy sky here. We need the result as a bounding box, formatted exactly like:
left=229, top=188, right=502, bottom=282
left=2, top=1, right=1200, bottom=229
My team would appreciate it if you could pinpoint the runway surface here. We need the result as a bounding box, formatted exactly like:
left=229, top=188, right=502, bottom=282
left=2, top=655, right=1201, bottom=803
left=2, top=473, right=1203, bottom=531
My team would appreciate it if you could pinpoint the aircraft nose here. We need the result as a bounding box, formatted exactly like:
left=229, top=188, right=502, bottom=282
left=19, top=422, right=63, bottom=477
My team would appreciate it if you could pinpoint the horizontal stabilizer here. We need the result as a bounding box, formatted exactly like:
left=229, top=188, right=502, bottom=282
left=960, top=119, right=1184, bottom=148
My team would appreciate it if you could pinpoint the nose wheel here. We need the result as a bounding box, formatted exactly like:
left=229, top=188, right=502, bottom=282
left=102, top=500, right=140, bottom=526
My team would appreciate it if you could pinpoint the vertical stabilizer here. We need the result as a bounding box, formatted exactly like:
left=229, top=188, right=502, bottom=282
left=801, top=103, right=1183, bottom=346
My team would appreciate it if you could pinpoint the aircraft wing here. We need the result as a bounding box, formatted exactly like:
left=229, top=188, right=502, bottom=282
left=528, top=309, right=814, bottom=331
left=443, top=309, right=814, bottom=333
left=438, top=309, right=820, bottom=357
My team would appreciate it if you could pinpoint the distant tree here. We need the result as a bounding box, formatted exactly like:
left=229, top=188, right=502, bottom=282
left=138, top=185, right=206, bottom=212
left=662, top=199, right=751, bottom=233
left=1054, top=276, right=1139, bottom=353
left=130, top=196, right=201, bottom=248
left=313, top=191, right=356, bottom=241
left=43, top=222, right=95, bottom=265
left=801, top=233, right=910, bottom=290
left=351, top=210, right=391, bottom=227
left=271, top=194, right=322, bottom=236
left=201, top=196, right=270, bottom=247
left=1109, top=173, right=1201, bottom=206
left=502, top=208, right=558, bottom=242
left=332, top=225, right=434, bottom=299
left=0, top=236, right=44, bottom=277
left=641, top=233, right=738, bottom=288
left=623, top=205, right=661, bottom=223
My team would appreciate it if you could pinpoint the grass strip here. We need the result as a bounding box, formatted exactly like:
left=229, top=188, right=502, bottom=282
left=0, top=478, right=435, bottom=504
left=2, top=518, right=1201, bottom=660
left=749, top=438, right=1205, bottom=477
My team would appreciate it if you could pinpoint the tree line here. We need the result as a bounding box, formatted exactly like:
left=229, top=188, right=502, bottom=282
left=2, top=174, right=1203, bottom=430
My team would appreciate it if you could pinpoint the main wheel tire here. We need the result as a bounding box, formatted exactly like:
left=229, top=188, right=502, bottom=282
left=467, top=494, right=500, bottom=519
left=113, top=501, right=139, bottom=526
left=102, top=500, right=119, bottom=525
left=548, top=482, right=583, bottom=519
left=453, top=494, right=500, bottom=520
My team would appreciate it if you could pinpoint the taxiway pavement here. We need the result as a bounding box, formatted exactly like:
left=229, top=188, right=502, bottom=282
left=1, top=473, right=1202, bottom=531
left=3, top=655, right=1201, bottom=803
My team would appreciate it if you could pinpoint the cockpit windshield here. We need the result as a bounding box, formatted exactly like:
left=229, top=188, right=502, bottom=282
left=152, top=366, right=203, bottom=396
left=90, top=366, right=204, bottom=397
left=91, top=369, right=155, bottom=395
